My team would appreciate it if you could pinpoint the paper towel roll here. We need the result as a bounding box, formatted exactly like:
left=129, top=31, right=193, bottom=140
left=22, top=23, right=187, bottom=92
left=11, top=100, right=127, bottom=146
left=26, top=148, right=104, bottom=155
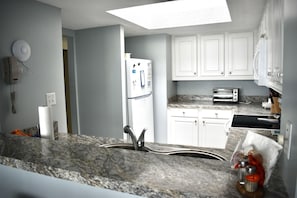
left=38, top=106, right=53, bottom=139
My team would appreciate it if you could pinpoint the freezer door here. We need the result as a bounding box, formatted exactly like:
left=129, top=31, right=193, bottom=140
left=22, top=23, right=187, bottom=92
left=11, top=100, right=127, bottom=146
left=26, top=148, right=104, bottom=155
left=126, top=59, right=152, bottom=98
left=127, top=94, right=154, bottom=142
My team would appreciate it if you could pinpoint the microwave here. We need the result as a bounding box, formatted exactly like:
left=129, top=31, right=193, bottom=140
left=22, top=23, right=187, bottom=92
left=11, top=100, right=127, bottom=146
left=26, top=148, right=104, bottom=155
left=253, top=37, right=268, bottom=86
left=213, top=88, right=239, bottom=103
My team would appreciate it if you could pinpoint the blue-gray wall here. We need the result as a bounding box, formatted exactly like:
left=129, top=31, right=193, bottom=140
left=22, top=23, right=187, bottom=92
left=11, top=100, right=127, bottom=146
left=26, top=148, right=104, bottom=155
left=280, top=0, right=297, bottom=196
left=0, top=0, right=67, bottom=133
left=125, top=34, right=176, bottom=143
left=0, top=165, right=140, bottom=198
left=75, top=25, right=125, bottom=138
left=177, top=80, right=269, bottom=96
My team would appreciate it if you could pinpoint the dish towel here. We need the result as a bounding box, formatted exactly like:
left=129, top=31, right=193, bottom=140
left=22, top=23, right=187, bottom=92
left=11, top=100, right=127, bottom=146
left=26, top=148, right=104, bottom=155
left=241, top=131, right=283, bottom=185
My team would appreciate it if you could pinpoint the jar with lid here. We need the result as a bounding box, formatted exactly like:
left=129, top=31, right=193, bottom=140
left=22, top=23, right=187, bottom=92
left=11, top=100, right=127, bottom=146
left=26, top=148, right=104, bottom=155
left=237, top=156, right=249, bottom=185
left=245, top=165, right=260, bottom=192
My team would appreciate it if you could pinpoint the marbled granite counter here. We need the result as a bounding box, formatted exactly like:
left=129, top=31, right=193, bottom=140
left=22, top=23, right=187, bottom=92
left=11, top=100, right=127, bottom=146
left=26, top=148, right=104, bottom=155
left=168, top=100, right=271, bottom=115
left=0, top=128, right=288, bottom=197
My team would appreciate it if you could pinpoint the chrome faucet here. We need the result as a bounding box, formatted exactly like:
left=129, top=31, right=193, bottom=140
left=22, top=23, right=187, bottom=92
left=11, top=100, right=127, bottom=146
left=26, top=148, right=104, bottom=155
left=123, top=125, right=147, bottom=151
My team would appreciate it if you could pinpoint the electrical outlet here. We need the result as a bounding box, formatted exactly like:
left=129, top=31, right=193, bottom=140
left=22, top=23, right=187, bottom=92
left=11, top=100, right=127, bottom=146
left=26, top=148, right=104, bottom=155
left=284, top=121, right=293, bottom=160
left=46, top=92, right=56, bottom=106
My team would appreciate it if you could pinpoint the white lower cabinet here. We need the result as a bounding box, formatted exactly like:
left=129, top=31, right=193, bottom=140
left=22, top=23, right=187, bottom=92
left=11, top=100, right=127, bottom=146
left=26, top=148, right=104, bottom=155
left=199, top=109, right=233, bottom=149
left=168, top=116, right=198, bottom=146
left=198, top=118, right=229, bottom=149
left=167, top=108, right=199, bottom=146
left=168, top=108, right=233, bottom=149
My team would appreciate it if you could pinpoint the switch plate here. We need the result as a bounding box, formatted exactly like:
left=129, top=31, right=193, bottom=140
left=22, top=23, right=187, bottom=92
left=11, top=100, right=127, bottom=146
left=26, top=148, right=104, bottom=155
left=284, top=121, right=293, bottom=160
left=46, top=92, right=56, bottom=106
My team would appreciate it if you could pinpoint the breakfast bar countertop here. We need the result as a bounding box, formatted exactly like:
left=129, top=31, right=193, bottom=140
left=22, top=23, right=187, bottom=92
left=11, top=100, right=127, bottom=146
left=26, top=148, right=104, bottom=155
left=0, top=127, right=288, bottom=197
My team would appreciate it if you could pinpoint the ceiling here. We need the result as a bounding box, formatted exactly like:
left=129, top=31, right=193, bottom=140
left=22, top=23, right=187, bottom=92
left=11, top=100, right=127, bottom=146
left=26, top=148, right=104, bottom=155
left=36, top=0, right=267, bottom=37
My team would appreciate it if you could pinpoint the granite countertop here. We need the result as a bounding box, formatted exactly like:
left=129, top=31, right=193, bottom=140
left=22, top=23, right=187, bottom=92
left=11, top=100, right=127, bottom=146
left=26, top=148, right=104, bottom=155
left=168, top=96, right=272, bottom=115
left=0, top=129, right=288, bottom=197
left=0, top=98, right=287, bottom=197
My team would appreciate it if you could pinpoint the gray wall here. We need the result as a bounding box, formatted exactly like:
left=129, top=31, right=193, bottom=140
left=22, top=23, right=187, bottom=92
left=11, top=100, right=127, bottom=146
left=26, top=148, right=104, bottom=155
left=0, top=165, right=140, bottom=198
left=280, top=0, right=297, bottom=196
left=75, top=25, right=125, bottom=138
left=125, top=34, right=177, bottom=143
left=177, top=80, right=269, bottom=96
left=62, top=28, right=79, bottom=134
left=0, top=0, right=67, bottom=133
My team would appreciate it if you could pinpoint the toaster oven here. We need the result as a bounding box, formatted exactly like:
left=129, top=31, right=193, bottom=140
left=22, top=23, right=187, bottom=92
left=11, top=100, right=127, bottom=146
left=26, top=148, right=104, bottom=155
left=213, top=88, right=239, bottom=103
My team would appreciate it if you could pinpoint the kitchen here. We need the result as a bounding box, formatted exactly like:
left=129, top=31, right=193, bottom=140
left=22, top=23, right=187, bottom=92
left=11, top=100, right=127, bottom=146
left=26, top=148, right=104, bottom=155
left=0, top=0, right=296, bottom=197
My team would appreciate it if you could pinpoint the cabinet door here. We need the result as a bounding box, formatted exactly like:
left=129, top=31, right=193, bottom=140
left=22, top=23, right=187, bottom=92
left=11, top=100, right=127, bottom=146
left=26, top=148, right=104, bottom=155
left=172, top=36, right=197, bottom=80
left=168, top=116, right=198, bottom=146
left=199, top=118, right=228, bottom=149
left=227, top=32, right=254, bottom=78
left=200, top=34, right=225, bottom=77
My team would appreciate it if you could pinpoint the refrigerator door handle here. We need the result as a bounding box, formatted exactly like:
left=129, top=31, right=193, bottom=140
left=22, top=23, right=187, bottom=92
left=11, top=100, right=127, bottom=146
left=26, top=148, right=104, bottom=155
left=128, top=92, right=152, bottom=100
left=140, top=70, right=145, bottom=88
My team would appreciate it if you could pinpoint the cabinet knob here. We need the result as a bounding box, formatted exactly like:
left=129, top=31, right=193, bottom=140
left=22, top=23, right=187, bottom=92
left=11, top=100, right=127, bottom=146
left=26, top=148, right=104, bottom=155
left=221, top=72, right=224, bottom=75
left=229, top=71, right=232, bottom=75
left=194, top=72, right=197, bottom=75
left=202, top=120, right=205, bottom=126
left=267, top=72, right=272, bottom=76
left=195, top=120, right=197, bottom=125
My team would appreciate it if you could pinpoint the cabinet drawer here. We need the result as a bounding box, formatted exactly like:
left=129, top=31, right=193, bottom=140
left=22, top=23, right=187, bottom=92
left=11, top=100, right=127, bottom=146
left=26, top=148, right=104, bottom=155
left=169, top=108, right=199, bottom=117
left=200, top=109, right=233, bottom=119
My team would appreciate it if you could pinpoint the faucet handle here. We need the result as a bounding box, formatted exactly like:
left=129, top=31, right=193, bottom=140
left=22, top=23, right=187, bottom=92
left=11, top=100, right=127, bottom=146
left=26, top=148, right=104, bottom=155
left=137, top=128, right=147, bottom=148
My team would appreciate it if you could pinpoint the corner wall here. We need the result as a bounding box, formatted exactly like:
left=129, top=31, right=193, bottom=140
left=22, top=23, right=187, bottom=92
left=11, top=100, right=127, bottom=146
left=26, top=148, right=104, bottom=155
left=75, top=25, right=125, bottom=138
left=280, top=0, right=297, bottom=196
left=0, top=0, right=67, bottom=133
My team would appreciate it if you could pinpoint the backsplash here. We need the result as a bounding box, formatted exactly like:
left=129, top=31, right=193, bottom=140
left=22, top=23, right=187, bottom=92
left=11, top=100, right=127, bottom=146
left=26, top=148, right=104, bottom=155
left=176, top=81, right=269, bottom=96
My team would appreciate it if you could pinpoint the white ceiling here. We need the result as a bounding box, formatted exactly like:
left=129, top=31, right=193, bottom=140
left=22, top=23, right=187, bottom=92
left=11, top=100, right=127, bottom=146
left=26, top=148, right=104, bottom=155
left=36, top=0, right=267, bottom=37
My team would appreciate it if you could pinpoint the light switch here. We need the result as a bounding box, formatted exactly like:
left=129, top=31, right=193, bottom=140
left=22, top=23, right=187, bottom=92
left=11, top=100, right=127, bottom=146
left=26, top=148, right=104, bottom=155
left=46, top=92, right=56, bottom=106
left=284, top=121, right=293, bottom=160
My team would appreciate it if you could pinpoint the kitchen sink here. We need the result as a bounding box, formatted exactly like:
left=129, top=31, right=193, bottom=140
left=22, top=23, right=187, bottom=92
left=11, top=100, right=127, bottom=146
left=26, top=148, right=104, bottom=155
left=100, top=143, right=150, bottom=152
left=100, top=143, right=226, bottom=161
left=167, top=150, right=226, bottom=161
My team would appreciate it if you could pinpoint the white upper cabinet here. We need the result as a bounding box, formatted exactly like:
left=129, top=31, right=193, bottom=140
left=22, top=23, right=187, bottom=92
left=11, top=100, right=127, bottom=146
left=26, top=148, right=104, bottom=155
left=172, top=32, right=254, bottom=81
left=172, top=36, right=197, bottom=80
left=200, top=34, right=225, bottom=77
left=226, top=32, right=254, bottom=78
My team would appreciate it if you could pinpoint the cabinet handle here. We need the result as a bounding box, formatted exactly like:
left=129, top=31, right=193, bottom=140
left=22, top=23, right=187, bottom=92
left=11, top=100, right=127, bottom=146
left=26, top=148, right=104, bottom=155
left=267, top=72, right=272, bottom=76
left=202, top=120, right=205, bottom=126
left=277, top=73, right=283, bottom=77
left=215, top=113, right=218, bottom=118
left=195, top=120, right=197, bottom=125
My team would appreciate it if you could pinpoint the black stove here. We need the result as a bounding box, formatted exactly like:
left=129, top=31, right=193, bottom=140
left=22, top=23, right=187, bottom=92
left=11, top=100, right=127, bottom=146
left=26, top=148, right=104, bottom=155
left=231, top=114, right=280, bottom=129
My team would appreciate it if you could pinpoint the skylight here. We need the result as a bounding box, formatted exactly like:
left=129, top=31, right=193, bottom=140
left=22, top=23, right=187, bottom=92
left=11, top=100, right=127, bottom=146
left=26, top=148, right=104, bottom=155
left=107, top=0, right=232, bottom=30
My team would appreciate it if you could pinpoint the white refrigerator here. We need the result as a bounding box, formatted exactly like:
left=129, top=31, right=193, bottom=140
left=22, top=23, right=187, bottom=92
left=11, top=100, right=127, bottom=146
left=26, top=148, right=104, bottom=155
left=125, top=58, right=154, bottom=142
